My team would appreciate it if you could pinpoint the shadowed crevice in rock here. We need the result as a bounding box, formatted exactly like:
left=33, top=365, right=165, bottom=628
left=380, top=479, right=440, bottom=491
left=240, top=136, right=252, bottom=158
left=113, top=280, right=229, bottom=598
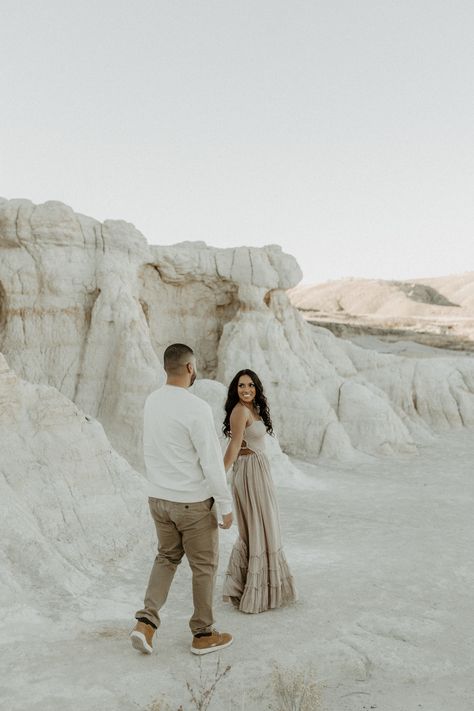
left=0, top=280, right=6, bottom=335
left=139, top=298, right=150, bottom=326
left=139, top=262, right=239, bottom=379
left=72, top=287, right=101, bottom=402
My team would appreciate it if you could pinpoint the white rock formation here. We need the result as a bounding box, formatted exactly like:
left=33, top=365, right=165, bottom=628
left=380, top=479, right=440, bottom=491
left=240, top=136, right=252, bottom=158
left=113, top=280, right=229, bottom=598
left=0, top=353, right=147, bottom=609
left=1, top=197, right=474, bottom=468
left=0, top=198, right=301, bottom=467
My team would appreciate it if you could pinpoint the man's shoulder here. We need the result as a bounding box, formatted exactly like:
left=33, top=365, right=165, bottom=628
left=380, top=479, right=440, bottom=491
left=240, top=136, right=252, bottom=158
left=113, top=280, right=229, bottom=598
left=186, top=390, right=213, bottom=415
left=145, top=386, right=211, bottom=415
left=145, top=386, right=166, bottom=405
left=144, top=385, right=177, bottom=413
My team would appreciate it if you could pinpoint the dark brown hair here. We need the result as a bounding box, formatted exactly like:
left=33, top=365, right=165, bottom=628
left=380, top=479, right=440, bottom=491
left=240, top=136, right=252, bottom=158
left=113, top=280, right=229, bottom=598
left=163, top=343, right=194, bottom=373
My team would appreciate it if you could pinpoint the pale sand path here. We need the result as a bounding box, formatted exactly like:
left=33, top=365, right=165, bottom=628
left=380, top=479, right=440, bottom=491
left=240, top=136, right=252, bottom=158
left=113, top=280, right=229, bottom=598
left=1, top=429, right=473, bottom=711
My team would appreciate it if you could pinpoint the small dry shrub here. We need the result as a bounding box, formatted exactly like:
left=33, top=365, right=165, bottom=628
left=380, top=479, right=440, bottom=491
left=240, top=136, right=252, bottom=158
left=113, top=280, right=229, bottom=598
left=269, top=662, right=323, bottom=711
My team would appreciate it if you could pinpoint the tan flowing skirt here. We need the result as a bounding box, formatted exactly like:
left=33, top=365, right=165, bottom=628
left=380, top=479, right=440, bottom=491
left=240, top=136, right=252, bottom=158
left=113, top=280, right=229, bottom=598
left=223, top=450, right=297, bottom=614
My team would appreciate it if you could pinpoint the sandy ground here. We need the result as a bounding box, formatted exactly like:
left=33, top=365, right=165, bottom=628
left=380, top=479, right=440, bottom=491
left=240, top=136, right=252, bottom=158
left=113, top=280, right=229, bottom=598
left=1, top=430, right=474, bottom=711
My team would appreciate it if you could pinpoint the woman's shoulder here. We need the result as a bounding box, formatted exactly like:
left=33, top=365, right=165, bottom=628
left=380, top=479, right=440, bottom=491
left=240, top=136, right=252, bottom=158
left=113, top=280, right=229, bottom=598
left=230, top=402, right=250, bottom=422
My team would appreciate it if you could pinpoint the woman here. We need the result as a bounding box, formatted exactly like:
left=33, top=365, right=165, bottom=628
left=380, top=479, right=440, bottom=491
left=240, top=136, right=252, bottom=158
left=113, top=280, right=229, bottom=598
left=222, top=369, right=297, bottom=613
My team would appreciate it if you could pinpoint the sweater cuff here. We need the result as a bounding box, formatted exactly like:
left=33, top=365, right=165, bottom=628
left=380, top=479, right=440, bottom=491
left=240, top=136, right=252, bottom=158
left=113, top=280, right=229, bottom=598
left=215, top=498, right=233, bottom=517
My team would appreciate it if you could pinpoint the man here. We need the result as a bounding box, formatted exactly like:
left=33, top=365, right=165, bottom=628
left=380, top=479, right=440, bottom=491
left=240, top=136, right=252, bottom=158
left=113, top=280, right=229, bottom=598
left=130, top=343, right=234, bottom=656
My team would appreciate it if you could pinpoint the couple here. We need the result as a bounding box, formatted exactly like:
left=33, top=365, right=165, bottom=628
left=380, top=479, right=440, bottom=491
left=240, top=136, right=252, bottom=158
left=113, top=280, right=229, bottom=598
left=130, top=343, right=297, bottom=656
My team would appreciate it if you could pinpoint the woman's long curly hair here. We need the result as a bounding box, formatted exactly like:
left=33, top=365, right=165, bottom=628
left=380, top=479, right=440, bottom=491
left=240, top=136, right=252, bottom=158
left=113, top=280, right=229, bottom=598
left=222, top=369, right=274, bottom=438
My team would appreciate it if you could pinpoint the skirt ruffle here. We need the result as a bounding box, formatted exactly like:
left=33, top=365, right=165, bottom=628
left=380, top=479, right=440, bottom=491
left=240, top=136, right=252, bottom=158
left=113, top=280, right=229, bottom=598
left=222, top=450, right=297, bottom=614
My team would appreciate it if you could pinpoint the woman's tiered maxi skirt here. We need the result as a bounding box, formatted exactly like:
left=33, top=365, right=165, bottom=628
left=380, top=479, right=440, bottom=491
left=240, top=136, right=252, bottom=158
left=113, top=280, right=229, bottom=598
left=223, top=451, right=297, bottom=613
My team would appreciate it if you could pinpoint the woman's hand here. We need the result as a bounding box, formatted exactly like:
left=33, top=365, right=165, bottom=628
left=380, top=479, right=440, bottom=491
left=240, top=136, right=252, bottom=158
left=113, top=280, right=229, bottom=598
left=219, top=512, right=233, bottom=529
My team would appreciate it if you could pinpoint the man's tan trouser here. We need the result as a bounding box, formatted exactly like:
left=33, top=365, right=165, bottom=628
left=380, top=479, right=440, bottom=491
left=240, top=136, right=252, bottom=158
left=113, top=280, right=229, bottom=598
left=135, top=497, right=219, bottom=635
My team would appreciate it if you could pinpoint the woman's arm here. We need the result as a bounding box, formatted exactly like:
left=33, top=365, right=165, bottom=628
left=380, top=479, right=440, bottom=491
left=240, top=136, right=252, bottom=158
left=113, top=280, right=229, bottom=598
left=223, top=405, right=248, bottom=471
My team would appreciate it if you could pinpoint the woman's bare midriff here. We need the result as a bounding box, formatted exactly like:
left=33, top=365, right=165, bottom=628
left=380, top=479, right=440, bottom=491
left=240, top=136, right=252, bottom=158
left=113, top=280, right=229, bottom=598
left=238, top=447, right=255, bottom=456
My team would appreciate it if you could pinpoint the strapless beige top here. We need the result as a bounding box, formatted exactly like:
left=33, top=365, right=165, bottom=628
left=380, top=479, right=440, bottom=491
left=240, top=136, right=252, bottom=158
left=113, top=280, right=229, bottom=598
left=242, top=419, right=267, bottom=453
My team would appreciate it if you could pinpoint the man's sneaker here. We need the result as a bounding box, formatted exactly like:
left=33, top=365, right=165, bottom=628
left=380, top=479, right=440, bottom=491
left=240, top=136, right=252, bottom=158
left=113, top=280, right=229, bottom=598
left=191, top=629, right=233, bottom=655
left=130, top=620, right=155, bottom=654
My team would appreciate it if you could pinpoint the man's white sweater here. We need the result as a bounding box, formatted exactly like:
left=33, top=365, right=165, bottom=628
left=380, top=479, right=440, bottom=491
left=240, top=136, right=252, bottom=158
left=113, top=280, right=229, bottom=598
left=143, top=384, right=232, bottom=515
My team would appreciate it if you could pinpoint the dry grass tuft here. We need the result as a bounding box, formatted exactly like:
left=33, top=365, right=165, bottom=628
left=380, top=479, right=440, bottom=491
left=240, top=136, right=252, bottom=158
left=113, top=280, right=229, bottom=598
left=186, top=656, right=232, bottom=710
left=269, top=662, right=323, bottom=711
left=146, top=656, right=231, bottom=711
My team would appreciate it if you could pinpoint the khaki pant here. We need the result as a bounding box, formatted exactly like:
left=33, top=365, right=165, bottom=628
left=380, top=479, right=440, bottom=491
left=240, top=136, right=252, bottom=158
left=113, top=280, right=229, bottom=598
left=135, top=497, right=219, bottom=635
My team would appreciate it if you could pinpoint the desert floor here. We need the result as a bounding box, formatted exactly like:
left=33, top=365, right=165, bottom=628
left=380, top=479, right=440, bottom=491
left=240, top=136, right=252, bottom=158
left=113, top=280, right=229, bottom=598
left=2, top=429, right=473, bottom=711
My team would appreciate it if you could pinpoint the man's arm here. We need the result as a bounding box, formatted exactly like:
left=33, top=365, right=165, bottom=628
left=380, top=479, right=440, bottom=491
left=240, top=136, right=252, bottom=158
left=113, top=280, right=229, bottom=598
left=189, top=405, right=233, bottom=522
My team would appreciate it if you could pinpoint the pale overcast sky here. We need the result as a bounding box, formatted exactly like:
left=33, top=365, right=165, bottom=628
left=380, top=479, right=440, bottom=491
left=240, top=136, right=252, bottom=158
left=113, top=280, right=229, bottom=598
left=1, top=0, right=473, bottom=284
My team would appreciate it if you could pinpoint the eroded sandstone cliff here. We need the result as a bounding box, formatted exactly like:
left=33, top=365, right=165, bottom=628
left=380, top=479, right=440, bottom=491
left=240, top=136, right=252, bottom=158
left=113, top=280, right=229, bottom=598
left=1, top=197, right=474, bottom=470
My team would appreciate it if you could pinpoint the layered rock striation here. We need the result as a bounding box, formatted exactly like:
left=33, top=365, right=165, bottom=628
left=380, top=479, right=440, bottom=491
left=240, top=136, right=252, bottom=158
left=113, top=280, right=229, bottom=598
left=1, top=197, right=474, bottom=468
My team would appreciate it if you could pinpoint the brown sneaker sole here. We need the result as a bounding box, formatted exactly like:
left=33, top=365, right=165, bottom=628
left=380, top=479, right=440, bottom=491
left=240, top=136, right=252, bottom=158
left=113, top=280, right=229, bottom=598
left=191, top=637, right=233, bottom=656
left=130, top=631, right=153, bottom=654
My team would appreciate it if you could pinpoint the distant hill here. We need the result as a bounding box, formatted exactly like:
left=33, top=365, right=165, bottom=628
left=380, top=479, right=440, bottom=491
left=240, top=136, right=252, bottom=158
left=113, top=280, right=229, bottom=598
left=289, top=273, right=474, bottom=317
left=288, top=273, right=474, bottom=352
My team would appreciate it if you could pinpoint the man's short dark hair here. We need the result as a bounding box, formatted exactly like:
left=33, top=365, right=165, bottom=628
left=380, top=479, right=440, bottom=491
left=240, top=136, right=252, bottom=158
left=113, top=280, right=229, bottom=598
left=163, top=343, right=194, bottom=373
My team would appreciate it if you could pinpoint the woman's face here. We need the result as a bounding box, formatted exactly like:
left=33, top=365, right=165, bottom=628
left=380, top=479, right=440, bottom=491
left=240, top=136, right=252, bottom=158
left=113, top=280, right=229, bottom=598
left=237, top=375, right=256, bottom=405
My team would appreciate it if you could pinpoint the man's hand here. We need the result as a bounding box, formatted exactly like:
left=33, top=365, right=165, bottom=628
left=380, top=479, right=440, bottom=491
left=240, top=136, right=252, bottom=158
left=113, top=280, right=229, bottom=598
left=219, top=512, right=233, bottom=529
